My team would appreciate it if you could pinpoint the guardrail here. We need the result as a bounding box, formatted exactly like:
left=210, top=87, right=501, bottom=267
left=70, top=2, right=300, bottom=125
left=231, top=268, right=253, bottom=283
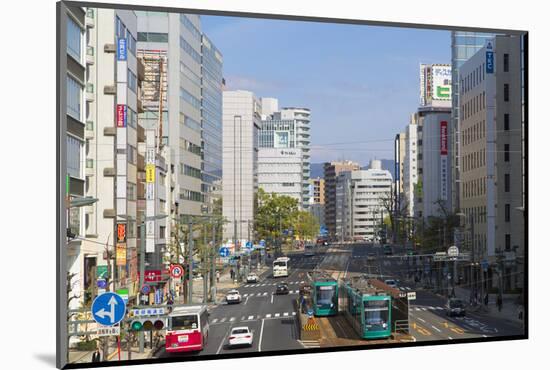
left=394, top=319, right=410, bottom=334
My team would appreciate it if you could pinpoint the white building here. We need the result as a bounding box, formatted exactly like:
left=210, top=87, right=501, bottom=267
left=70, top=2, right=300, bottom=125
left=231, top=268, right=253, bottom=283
left=258, top=148, right=303, bottom=203
left=335, top=171, right=352, bottom=241
left=222, top=90, right=262, bottom=240
left=349, top=160, right=393, bottom=241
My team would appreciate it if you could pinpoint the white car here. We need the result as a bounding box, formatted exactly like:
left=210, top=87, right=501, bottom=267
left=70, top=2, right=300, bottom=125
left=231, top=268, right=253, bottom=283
left=384, top=279, right=397, bottom=288
left=228, top=327, right=253, bottom=348
left=246, top=273, right=259, bottom=283
left=226, top=289, right=242, bottom=304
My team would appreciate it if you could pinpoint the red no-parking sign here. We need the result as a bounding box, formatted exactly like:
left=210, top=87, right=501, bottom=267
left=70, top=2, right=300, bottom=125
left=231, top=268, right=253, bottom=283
left=169, top=264, right=184, bottom=278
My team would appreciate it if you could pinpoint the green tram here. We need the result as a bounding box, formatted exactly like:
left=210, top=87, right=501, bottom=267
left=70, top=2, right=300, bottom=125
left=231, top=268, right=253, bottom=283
left=310, top=273, right=338, bottom=316
left=340, top=278, right=392, bottom=339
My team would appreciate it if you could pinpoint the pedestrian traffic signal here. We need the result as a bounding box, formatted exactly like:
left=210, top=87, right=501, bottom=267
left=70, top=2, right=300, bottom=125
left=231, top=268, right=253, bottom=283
left=129, top=317, right=166, bottom=331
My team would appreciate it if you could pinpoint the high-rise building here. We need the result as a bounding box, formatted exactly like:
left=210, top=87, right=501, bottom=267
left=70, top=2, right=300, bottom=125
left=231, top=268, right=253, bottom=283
left=335, top=171, right=352, bottom=241
left=258, top=148, right=303, bottom=203
left=222, top=90, right=262, bottom=241
left=137, top=13, right=223, bottom=219
left=259, top=101, right=311, bottom=209
left=402, top=114, right=419, bottom=217
left=62, top=4, right=90, bottom=312
left=323, top=160, right=361, bottom=240
left=394, top=132, right=406, bottom=215
left=459, top=35, right=524, bottom=292
left=450, top=32, right=496, bottom=212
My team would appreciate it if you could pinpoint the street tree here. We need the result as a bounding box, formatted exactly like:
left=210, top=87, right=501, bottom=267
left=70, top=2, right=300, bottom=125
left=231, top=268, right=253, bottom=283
left=256, top=188, right=299, bottom=246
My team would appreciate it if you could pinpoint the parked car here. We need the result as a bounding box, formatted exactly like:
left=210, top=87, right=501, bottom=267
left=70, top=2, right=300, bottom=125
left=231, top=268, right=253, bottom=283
left=246, top=273, right=259, bottom=283
left=228, top=327, right=253, bottom=348
left=384, top=279, right=397, bottom=288
left=225, top=289, right=242, bottom=304
left=275, top=283, right=289, bottom=295
left=446, top=298, right=466, bottom=317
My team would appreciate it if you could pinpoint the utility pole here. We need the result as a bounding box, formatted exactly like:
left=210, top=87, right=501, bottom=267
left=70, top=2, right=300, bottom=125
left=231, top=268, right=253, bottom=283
left=211, top=221, right=216, bottom=303
left=138, top=223, right=145, bottom=353
left=469, top=212, right=475, bottom=304
left=203, top=222, right=208, bottom=304
left=188, top=219, right=194, bottom=304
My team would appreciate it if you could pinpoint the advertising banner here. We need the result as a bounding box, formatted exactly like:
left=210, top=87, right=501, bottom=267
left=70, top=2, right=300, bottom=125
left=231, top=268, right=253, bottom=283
left=116, top=244, right=127, bottom=266
left=117, top=223, right=126, bottom=243
left=117, top=38, right=127, bottom=61
left=274, top=131, right=289, bottom=148
left=116, top=105, right=127, bottom=127
left=440, top=121, right=448, bottom=200
left=146, top=164, right=155, bottom=183
left=431, top=65, right=452, bottom=101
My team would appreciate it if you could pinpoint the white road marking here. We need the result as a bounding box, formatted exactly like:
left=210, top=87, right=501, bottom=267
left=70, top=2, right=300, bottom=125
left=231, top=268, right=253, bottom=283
left=448, top=337, right=453, bottom=340
left=243, top=293, right=249, bottom=297
left=429, top=306, right=435, bottom=310
left=417, top=317, right=426, bottom=323
left=405, top=287, right=411, bottom=291
left=482, top=335, right=488, bottom=338
left=241, top=316, right=246, bottom=321
left=271, top=294, right=274, bottom=304
left=436, top=307, right=443, bottom=310
left=292, top=312, right=296, bottom=316
left=412, top=336, right=417, bottom=342
left=266, top=314, right=272, bottom=318
left=431, top=325, right=442, bottom=333
left=230, top=317, right=235, bottom=322
left=245, top=297, right=249, bottom=305
left=212, top=318, right=219, bottom=323
left=284, top=312, right=289, bottom=317
left=415, top=307, right=421, bottom=311
left=258, top=319, right=265, bottom=352
left=248, top=315, right=254, bottom=320
left=217, top=325, right=233, bottom=354
left=421, top=308, right=427, bottom=311
left=263, top=292, right=267, bottom=296
left=275, top=313, right=280, bottom=317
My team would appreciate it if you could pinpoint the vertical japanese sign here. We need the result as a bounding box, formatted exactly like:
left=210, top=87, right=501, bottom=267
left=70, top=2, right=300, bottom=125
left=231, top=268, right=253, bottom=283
left=117, top=223, right=127, bottom=243
left=116, top=104, right=127, bottom=127
left=440, top=121, right=448, bottom=201
left=145, top=130, right=156, bottom=253
left=117, top=38, right=127, bottom=61
left=116, top=244, right=127, bottom=266
left=486, top=41, right=494, bottom=74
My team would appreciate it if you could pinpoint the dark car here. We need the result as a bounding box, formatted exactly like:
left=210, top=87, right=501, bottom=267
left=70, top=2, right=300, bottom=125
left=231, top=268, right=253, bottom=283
left=446, top=298, right=466, bottom=317
left=383, top=245, right=393, bottom=255
left=275, top=283, right=289, bottom=295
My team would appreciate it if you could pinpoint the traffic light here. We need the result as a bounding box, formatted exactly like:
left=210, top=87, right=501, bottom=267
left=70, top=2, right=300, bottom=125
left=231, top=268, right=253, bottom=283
left=129, top=317, right=166, bottom=331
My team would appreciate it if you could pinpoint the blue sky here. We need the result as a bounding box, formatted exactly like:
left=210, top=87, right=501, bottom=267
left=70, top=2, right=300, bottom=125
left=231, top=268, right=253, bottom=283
left=200, top=15, right=451, bottom=165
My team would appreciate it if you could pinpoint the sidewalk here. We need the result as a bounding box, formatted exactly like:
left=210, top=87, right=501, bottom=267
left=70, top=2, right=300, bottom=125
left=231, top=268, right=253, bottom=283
left=68, top=343, right=155, bottom=364
left=452, top=287, right=524, bottom=328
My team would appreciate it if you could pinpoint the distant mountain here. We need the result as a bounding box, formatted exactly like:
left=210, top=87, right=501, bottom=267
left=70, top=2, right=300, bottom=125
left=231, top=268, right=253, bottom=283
left=362, top=159, right=395, bottom=179
left=310, top=163, right=325, bottom=179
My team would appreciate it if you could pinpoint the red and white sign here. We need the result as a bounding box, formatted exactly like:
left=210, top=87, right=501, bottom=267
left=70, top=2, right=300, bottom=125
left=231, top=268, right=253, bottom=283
left=116, top=104, right=127, bottom=127
left=170, top=264, right=184, bottom=279
left=142, top=269, right=162, bottom=282
left=440, top=121, right=448, bottom=155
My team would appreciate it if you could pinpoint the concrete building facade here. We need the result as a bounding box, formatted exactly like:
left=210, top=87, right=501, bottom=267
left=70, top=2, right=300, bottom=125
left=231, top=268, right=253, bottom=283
left=222, top=90, right=262, bottom=241
left=258, top=148, right=303, bottom=203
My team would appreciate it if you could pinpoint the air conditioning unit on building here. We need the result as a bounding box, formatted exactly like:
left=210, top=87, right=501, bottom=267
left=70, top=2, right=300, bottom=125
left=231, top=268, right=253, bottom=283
left=104, top=43, right=116, bottom=53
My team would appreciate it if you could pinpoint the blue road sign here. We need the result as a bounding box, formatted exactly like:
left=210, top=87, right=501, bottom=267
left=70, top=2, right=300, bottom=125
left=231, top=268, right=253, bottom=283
left=245, top=241, right=253, bottom=249
left=481, top=260, right=489, bottom=272
left=97, top=279, right=107, bottom=289
left=259, top=239, right=266, bottom=247
left=155, top=289, right=163, bottom=305
left=141, top=284, right=151, bottom=295
left=219, top=247, right=230, bottom=257
left=91, top=292, right=126, bottom=326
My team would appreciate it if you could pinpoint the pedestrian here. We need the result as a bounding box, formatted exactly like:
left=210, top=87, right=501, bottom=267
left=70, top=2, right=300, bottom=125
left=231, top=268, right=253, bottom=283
left=230, top=268, right=234, bottom=280
left=497, top=295, right=503, bottom=312
left=91, top=349, right=101, bottom=363
left=484, top=293, right=489, bottom=306
left=518, top=305, right=524, bottom=321
left=216, top=270, right=220, bottom=283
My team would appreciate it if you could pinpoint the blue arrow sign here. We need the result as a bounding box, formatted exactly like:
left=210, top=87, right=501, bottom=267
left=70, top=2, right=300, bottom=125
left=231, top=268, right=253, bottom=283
left=219, top=247, right=230, bottom=257
left=91, top=292, right=126, bottom=326
left=259, top=239, right=266, bottom=247
left=245, top=241, right=253, bottom=249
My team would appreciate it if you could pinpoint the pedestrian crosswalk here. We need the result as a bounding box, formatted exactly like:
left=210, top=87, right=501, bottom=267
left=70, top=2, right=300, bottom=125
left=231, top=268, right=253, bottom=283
left=242, top=290, right=299, bottom=297
left=211, top=312, right=297, bottom=324
left=243, top=281, right=305, bottom=288
left=299, top=339, right=321, bottom=349
left=398, top=286, right=412, bottom=291
left=409, top=306, right=445, bottom=312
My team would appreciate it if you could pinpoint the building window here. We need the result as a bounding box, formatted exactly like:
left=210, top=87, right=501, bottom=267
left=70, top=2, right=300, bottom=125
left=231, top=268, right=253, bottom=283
left=183, top=165, right=202, bottom=180
left=128, top=70, right=137, bottom=93
left=137, top=32, right=168, bottom=42
left=180, top=88, right=201, bottom=110
left=504, top=84, right=510, bottom=102
left=127, top=31, right=137, bottom=56
left=505, top=234, right=511, bottom=251
left=67, top=135, right=82, bottom=178
left=505, top=204, right=510, bottom=222
left=504, top=113, right=510, bottom=130
left=127, top=107, right=137, bottom=128
left=67, top=16, right=82, bottom=62
left=159, top=226, right=166, bottom=239
left=504, top=173, right=510, bottom=192
left=127, top=220, right=136, bottom=238
left=66, top=76, right=82, bottom=120
left=127, top=182, right=136, bottom=200
left=504, top=144, right=510, bottom=162
left=127, top=145, right=137, bottom=165
left=116, top=16, right=126, bottom=38
left=503, top=53, right=509, bottom=72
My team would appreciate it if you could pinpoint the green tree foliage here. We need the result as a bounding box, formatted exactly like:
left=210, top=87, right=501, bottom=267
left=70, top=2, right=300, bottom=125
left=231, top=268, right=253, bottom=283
left=256, top=188, right=299, bottom=242
left=292, top=210, right=320, bottom=240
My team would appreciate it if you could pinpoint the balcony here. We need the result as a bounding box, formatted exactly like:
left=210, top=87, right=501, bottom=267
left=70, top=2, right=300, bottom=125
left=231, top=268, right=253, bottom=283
left=137, top=98, right=144, bottom=113
left=103, top=167, right=115, bottom=177
left=85, top=120, right=94, bottom=139
left=104, top=84, right=116, bottom=95
left=103, top=127, right=116, bottom=136
left=85, top=8, right=95, bottom=28
left=103, top=209, right=116, bottom=218
left=86, top=46, right=95, bottom=65
left=86, top=83, right=95, bottom=101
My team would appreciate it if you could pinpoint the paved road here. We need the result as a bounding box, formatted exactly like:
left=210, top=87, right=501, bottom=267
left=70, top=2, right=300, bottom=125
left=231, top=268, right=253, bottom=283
left=158, top=249, right=326, bottom=358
